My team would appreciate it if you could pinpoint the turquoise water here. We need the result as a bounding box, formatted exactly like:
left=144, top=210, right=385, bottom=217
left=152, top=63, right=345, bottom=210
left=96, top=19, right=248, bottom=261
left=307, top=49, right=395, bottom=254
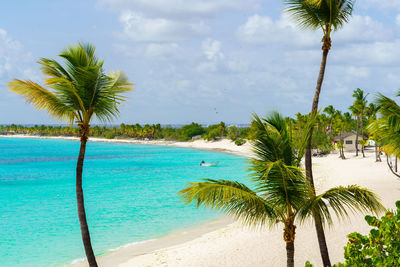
left=0, top=137, right=247, bottom=267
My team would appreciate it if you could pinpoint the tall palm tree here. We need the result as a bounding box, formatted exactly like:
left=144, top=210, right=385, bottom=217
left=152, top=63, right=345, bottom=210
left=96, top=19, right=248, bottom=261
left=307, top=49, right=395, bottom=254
left=351, top=88, right=368, bottom=157
left=284, top=1, right=354, bottom=265
left=323, top=105, right=335, bottom=136
left=8, top=43, right=133, bottom=267
left=366, top=103, right=381, bottom=162
left=348, top=104, right=360, bottom=156
left=180, top=112, right=383, bottom=267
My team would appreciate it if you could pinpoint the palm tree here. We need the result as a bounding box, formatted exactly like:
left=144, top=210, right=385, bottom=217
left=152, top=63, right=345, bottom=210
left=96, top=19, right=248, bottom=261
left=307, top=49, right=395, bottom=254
left=323, top=105, right=336, bottom=136
left=348, top=105, right=360, bottom=156
left=180, top=112, right=383, bottom=267
left=368, top=92, right=400, bottom=178
left=284, top=1, right=354, bottom=265
left=366, top=103, right=381, bottom=162
left=8, top=43, right=133, bottom=267
left=351, top=88, right=368, bottom=157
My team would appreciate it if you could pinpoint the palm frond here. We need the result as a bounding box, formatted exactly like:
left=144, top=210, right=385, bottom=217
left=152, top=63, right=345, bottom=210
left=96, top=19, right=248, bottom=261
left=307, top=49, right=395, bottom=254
left=179, top=179, right=279, bottom=226
left=298, top=185, right=384, bottom=226
left=284, top=0, right=354, bottom=31
left=8, top=79, right=76, bottom=124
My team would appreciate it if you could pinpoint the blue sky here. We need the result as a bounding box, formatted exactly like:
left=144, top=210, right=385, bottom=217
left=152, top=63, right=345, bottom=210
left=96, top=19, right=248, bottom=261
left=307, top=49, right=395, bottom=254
left=1, top=0, right=400, bottom=125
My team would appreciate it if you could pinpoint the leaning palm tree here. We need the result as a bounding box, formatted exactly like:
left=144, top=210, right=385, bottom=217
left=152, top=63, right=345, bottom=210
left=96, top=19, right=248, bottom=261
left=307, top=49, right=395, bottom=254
left=180, top=112, right=383, bottom=267
left=8, top=43, right=133, bottom=267
left=284, top=1, right=354, bottom=265
left=368, top=92, right=400, bottom=179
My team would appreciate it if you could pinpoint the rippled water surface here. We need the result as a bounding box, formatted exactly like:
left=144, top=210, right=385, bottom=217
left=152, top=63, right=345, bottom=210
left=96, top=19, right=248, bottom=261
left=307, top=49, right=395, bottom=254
left=0, top=137, right=247, bottom=267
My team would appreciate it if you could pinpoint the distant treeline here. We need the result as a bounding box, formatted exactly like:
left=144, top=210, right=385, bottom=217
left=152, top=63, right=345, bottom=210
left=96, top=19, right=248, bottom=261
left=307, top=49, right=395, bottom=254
left=1, top=102, right=372, bottom=150
left=0, top=122, right=250, bottom=145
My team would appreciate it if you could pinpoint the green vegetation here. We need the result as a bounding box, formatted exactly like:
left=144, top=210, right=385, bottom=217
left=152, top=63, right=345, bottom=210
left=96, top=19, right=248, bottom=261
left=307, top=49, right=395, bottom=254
left=180, top=112, right=383, bottom=267
left=306, top=201, right=400, bottom=267
left=8, top=43, right=133, bottom=267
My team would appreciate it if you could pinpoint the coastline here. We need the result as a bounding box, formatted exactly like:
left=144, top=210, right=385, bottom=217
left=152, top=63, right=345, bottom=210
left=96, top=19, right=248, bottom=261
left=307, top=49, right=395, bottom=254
left=0, top=134, right=253, bottom=158
left=1, top=134, right=251, bottom=267
left=4, top=135, right=399, bottom=266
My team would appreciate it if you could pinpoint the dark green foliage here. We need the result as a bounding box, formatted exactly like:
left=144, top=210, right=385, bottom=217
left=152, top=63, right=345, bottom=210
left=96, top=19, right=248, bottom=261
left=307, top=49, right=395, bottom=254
left=227, top=126, right=240, bottom=141
left=235, top=138, right=246, bottom=146
left=202, top=122, right=227, bottom=141
left=306, top=201, right=400, bottom=267
left=311, top=131, right=333, bottom=154
left=337, top=201, right=400, bottom=266
left=178, top=122, right=205, bottom=141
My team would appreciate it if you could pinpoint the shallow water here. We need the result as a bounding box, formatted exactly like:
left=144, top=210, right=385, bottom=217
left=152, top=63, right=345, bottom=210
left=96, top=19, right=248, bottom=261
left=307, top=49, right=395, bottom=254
left=0, top=137, right=247, bottom=267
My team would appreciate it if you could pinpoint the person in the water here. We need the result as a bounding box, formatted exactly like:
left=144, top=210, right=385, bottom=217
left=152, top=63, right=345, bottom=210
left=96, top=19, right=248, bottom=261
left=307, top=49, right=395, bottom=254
left=200, top=161, right=205, bottom=166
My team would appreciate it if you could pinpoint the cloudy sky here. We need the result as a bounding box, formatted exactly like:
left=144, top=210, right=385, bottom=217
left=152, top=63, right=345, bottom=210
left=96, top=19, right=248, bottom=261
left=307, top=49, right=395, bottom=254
left=0, top=0, right=399, bottom=125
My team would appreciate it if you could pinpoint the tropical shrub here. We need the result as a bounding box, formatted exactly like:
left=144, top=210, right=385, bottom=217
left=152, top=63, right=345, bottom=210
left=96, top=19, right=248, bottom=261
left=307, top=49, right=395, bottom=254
left=234, top=138, right=246, bottom=146
left=306, top=201, right=400, bottom=267
left=311, top=131, right=333, bottom=153
left=227, top=126, right=240, bottom=141
left=202, top=128, right=221, bottom=141
left=338, top=201, right=400, bottom=266
left=178, top=122, right=205, bottom=141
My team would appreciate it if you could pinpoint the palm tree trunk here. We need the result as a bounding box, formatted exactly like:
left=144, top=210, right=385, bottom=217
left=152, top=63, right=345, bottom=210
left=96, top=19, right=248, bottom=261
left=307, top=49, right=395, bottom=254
left=76, top=129, right=98, bottom=267
left=286, top=241, right=295, bottom=267
left=361, top=113, right=365, bottom=158
left=315, top=219, right=331, bottom=266
left=284, top=218, right=296, bottom=267
left=355, top=116, right=359, bottom=156
left=375, top=143, right=378, bottom=162
left=377, top=145, right=382, bottom=162
left=305, top=48, right=332, bottom=267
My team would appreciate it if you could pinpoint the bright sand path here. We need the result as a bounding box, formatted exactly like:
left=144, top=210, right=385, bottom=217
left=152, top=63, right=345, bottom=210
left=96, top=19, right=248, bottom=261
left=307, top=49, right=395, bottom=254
left=4, top=135, right=399, bottom=266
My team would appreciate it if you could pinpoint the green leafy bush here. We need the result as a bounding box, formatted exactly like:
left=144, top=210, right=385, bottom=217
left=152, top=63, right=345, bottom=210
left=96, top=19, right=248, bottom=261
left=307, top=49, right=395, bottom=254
left=338, top=200, right=400, bottom=266
left=105, top=131, right=117, bottom=139
left=227, top=126, right=240, bottom=141
left=306, top=201, right=400, bottom=267
left=235, top=138, right=246, bottom=146
left=178, top=123, right=205, bottom=141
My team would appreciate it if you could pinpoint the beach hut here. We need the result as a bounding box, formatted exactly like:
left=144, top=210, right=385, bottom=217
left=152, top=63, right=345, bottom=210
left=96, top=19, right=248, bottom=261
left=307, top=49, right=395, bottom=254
left=334, top=131, right=367, bottom=152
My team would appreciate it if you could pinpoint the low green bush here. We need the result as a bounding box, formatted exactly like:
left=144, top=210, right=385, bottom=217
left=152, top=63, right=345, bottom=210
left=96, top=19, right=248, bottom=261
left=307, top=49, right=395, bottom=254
left=306, top=200, right=400, bottom=267
left=235, top=138, right=246, bottom=146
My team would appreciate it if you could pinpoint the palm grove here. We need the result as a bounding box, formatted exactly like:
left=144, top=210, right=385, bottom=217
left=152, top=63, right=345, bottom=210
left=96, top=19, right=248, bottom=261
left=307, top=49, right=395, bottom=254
left=6, top=1, right=400, bottom=267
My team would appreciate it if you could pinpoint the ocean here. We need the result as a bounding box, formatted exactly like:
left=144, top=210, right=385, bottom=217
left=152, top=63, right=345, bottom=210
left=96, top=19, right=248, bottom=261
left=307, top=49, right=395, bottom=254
left=0, top=137, right=248, bottom=267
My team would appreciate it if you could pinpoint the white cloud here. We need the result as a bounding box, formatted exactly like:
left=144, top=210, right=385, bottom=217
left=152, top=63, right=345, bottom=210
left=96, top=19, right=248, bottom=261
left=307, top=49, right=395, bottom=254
left=119, top=11, right=209, bottom=42
left=334, top=15, right=391, bottom=43
left=202, top=38, right=224, bottom=61
left=332, top=40, right=400, bottom=66
left=0, top=29, right=37, bottom=82
left=145, top=43, right=180, bottom=59
left=100, top=0, right=262, bottom=18
left=236, top=14, right=319, bottom=47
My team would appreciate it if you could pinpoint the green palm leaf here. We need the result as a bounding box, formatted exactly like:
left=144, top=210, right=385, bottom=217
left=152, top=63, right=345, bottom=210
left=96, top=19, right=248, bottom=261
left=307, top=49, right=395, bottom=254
left=180, top=179, right=279, bottom=226
left=298, top=185, right=384, bottom=225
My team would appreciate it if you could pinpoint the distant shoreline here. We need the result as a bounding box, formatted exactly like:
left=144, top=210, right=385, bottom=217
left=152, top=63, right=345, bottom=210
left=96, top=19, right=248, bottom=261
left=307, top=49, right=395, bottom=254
left=0, top=134, right=253, bottom=158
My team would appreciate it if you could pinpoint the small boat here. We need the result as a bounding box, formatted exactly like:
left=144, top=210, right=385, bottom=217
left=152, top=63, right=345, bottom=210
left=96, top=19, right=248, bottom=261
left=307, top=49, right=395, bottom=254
left=200, top=161, right=219, bottom=167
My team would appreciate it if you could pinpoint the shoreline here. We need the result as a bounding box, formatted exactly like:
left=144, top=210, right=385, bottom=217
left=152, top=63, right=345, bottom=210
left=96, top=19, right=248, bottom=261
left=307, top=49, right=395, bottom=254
left=68, top=216, right=235, bottom=267
left=5, top=135, right=399, bottom=266
left=1, top=134, right=251, bottom=267
left=0, top=134, right=253, bottom=158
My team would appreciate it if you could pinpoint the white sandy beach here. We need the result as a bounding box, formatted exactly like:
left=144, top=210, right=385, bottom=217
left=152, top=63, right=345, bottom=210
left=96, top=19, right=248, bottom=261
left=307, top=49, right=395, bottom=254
left=3, top=135, right=399, bottom=267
